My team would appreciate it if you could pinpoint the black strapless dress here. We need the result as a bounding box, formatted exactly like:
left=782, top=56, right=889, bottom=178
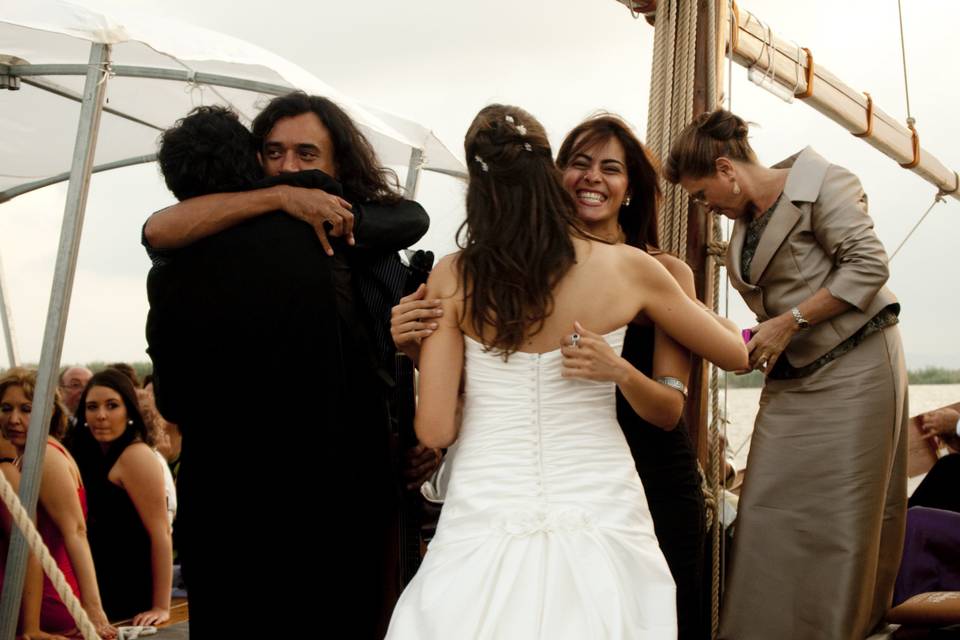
left=616, top=323, right=708, bottom=640
left=69, top=429, right=153, bottom=621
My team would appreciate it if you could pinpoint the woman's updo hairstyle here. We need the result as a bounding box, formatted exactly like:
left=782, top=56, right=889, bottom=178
left=464, top=104, right=554, bottom=181
left=459, top=104, right=585, bottom=356
left=663, top=109, right=757, bottom=184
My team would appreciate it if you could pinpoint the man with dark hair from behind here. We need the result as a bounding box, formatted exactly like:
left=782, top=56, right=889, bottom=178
left=147, top=100, right=433, bottom=637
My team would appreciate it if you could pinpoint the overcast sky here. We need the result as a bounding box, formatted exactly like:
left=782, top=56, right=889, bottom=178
left=1, top=0, right=957, bottom=369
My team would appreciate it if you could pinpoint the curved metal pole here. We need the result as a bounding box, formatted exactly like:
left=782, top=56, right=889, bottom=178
left=404, top=147, right=424, bottom=199
left=0, top=42, right=111, bottom=640
left=0, top=154, right=157, bottom=204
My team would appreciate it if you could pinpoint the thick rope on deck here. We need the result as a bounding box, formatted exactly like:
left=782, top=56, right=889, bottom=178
left=0, top=470, right=101, bottom=640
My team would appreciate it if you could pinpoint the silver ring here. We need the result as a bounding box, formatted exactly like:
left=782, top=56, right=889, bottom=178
left=759, top=359, right=768, bottom=369
left=570, top=333, right=581, bottom=348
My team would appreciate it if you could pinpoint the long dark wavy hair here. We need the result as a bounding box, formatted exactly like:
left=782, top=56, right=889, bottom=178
left=556, top=113, right=662, bottom=251
left=251, top=91, right=402, bottom=204
left=459, top=104, right=588, bottom=356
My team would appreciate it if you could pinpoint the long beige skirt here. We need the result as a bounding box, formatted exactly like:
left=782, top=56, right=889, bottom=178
left=719, top=325, right=908, bottom=640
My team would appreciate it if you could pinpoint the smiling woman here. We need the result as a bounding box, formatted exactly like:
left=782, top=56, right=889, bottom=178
left=561, top=136, right=631, bottom=234
left=557, top=113, right=715, bottom=640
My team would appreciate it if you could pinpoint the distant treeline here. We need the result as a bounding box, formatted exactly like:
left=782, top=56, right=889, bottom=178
left=18, top=361, right=154, bottom=383
left=19, top=362, right=960, bottom=389
left=724, top=367, right=960, bottom=388
left=83, top=361, right=154, bottom=382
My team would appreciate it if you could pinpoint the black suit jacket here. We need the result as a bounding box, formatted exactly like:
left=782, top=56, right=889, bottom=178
left=144, top=171, right=429, bottom=634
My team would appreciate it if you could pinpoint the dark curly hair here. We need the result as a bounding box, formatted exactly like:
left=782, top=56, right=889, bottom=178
left=158, top=105, right=263, bottom=201
left=557, top=114, right=662, bottom=251
left=251, top=92, right=401, bottom=204
left=459, top=104, right=589, bottom=356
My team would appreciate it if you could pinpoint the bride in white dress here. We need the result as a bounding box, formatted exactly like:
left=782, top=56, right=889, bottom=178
left=385, top=105, right=747, bottom=640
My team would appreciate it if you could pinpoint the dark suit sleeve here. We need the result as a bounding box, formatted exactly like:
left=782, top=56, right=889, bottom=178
left=352, top=199, right=430, bottom=252
left=253, top=169, right=343, bottom=196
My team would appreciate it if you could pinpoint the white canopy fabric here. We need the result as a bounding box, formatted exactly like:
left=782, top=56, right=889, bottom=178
left=0, top=0, right=464, bottom=200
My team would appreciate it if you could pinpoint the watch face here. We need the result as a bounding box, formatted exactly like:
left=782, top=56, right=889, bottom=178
left=792, top=307, right=808, bottom=328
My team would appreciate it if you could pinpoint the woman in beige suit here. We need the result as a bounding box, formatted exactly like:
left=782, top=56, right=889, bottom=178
left=664, top=109, right=907, bottom=640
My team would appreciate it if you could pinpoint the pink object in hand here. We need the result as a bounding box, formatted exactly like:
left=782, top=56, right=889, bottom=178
left=742, top=329, right=754, bottom=344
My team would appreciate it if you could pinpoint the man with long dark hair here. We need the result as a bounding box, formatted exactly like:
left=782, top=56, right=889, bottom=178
left=145, top=94, right=436, bottom=637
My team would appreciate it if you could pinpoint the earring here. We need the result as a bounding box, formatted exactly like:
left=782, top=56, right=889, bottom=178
left=83, top=422, right=88, bottom=427
left=732, top=181, right=741, bottom=195
left=622, top=196, right=631, bottom=207
left=127, top=419, right=134, bottom=426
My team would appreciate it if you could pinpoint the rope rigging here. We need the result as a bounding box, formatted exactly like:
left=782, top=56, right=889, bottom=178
left=645, top=3, right=733, bottom=636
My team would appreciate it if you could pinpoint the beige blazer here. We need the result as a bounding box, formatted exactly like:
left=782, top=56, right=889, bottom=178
left=726, top=146, right=898, bottom=367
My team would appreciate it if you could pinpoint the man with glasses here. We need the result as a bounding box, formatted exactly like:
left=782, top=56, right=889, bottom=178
left=58, top=365, right=92, bottom=421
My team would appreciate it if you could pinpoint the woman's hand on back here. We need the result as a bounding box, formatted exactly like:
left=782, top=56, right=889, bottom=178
left=560, top=322, right=631, bottom=384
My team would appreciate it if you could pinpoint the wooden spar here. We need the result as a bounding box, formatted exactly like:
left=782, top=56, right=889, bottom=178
left=730, top=2, right=960, bottom=201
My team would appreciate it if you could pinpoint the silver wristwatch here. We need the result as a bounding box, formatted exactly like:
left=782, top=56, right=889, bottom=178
left=790, top=306, right=809, bottom=330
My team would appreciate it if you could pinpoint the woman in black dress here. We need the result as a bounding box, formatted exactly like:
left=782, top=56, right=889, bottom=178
left=68, top=369, right=171, bottom=626
left=555, top=114, right=726, bottom=640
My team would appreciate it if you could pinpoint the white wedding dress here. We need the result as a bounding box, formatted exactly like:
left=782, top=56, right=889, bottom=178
left=386, top=327, right=677, bottom=639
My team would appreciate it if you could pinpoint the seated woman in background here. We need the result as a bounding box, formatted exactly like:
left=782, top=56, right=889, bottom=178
left=0, top=367, right=116, bottom=639
left=68, top=369, right=171, bottom=626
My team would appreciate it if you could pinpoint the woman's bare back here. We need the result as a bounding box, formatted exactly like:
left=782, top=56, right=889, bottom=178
left=463, top=237, right=655, bottom=354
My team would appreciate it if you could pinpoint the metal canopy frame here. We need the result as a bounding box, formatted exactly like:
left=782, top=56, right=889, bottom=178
left=0, top=50, right=467, bottom=638
left=0, top=42, right=111, bottom=639
left=0, top=57, right=468, bottom=371
left=0, top=61, right=469, bottom=202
